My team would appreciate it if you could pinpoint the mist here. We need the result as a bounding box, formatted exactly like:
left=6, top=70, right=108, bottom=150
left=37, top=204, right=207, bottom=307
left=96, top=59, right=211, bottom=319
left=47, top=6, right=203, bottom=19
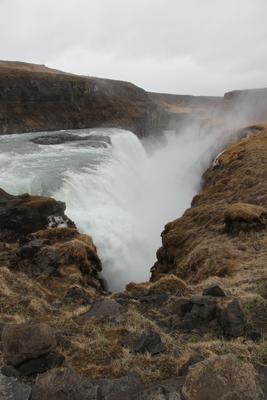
left=53, top=122, right=243, bottom=291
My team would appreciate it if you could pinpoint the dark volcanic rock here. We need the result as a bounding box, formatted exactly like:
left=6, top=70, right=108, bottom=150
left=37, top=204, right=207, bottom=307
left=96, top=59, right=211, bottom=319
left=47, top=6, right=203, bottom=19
left=63, top=285, right=92, bottom=305
left=163, top=295, right=246, bottom=337
left=0, top=373, right=31, bottom=400
left=181, top=354, right=264, bottom=400
left=0, top=188, right=74, bottom=242
left=81, top=299, right=123, bottom=320
left=30, top=132, right=112, bottom=147
left=31, top=368, right=100, bottom=400
left=203, top=284, right=226, bottom=297
left=121, top=330, right=166, bottom=355
left=219, top=298, right=245, bottom=337
left=101, top=377, right=184, bottom=400
left=31, top=368, right=184, bottom=400
left=94, top=373, right=143, bottom=400
left=2, top=323, right=64, bottom=376
left=13, top=227, right=103, bottom=287
left=31, top=369, right=142, bottom=400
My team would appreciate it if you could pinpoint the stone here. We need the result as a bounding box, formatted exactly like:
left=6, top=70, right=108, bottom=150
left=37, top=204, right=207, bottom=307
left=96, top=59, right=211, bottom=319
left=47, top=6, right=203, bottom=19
left=16, top=351, right=64, bottom=376
left=95, top=373, right=143, bottom=400
left=163, top=295, right=246, bottom=338
left=16, top=239, right=46, bottom=259
left=0, top=189, right=74, bottom=242
left=106, top=377, right=184, bottom=400
left=203, top=284, right=226, bottom=297
left=14, top=228, right=103, bottom=288
left=121, top=330, right=166, bottom=355
left=246, top=329, right=261, bottom=341
left=81, top=299, right=123, bottom=320
left=2, top=323, right=64, bottom=376
left=31, top=368, right=100, bottom=400
left=258, top=366, right=267, bottom=399
left=219, top=298, right=245, bottom=337
left=63, top=286, right=91, bottom=305
left=30, top=132, right=111, bottom=146
left=178, top=354, right=204, bottom=376
left=0, top=373, right=31, bottom=400
left=181, top=354, right=263, bottom=400
left=167, top=296, right=218, bottom=333
left=31, top=368, right=183, bottom=400
left=2, top=323, right=56, bottom=367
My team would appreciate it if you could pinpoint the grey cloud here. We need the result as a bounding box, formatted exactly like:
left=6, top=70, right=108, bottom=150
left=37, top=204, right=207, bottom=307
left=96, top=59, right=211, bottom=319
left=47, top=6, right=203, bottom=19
left=0, top=0, right=266, bottom=95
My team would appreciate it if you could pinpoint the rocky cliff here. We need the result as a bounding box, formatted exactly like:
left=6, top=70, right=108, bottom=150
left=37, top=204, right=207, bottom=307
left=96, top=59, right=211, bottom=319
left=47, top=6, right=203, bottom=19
left=0, top=61, right=158, bottom=137
left=224, top=88, right=267, bottom=124
left=1, top=61, right=267, bottom=138
left=148, top=91, right=222, bottom=132
left=0, top=126, right=266, bottom=399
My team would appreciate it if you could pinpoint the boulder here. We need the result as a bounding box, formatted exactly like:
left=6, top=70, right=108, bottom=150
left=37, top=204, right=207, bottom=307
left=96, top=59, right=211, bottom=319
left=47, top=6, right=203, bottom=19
left=94, top=373, right=143, bottom=400
left=0, top=373, right=31, bottom=400
left=203, top=284, right=226, bottom=297
left=31, top=369, right=142, bottom=400
left=63, top=286, right=92, bottom=305
left=14, top=228, right=103, bottom=287
left=0, top=189, right=74, bottom=242
left=258, top=366, right=267, bottom=398
left=81, top=299, right=123, bottom=320
left=163, top=295, right=246, bottom=337
left=31, top=368, right=183, bottom=400
left=219, top=298, right=245, bottom=337
left=2, top=323, right=64, bottom=376
left=121, top=330, right=166, bottom=355
left=182, top=354, right=264, bottom=400
left=102, top=376, right=184, bottom=400
left=31, top=368, right=100, bottom=400
left=30, top=132, right=111, bottom=147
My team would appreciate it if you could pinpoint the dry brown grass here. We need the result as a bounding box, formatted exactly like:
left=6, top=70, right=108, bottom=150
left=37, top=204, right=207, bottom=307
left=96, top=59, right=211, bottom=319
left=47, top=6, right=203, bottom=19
left=225, top=203, right=267, bottom=222
left=126, top=274, right=191, bottom=295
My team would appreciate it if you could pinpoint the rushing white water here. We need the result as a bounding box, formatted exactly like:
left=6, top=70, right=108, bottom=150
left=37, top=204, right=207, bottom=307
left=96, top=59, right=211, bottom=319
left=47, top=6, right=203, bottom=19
left=0, top=126, right=232, bottom=290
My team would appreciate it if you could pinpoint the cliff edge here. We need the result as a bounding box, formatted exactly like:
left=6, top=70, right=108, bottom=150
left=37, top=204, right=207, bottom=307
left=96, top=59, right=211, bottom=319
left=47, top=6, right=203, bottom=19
left=0, top=61, right=157, bottom=136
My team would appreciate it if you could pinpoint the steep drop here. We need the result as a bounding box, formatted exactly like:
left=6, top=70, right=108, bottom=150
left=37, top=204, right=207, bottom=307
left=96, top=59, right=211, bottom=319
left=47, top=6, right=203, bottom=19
left=0, top=126, right=236, bottom=290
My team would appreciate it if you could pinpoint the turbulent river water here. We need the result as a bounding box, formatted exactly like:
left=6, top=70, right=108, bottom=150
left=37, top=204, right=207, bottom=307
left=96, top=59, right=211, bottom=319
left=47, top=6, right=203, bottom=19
left=0, top=127, right=227, bottom=290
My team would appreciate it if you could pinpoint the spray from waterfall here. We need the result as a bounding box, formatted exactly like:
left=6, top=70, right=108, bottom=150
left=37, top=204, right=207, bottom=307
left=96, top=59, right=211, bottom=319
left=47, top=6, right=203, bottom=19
left=0, top=126, right=240, bottom=291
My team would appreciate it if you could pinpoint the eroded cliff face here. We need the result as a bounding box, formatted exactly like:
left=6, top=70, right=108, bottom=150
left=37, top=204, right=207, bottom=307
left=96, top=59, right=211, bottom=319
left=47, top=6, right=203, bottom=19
left=148, top=91, right=223, bottom=132
left=2, top=61, right=267, bottom=139
left=0, top=61, right=157, bottom=137
left=151, top=125, right=267, bottom=334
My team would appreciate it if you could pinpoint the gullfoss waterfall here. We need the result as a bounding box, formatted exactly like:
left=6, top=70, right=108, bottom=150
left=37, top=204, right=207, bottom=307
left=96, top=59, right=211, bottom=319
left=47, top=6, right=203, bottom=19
left=0, top=127, right=231, bottom=290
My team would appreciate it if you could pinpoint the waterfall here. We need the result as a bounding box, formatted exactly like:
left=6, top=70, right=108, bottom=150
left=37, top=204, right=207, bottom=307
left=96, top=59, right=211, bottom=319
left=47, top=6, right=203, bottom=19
left=0, top=126, right=233, bottom=290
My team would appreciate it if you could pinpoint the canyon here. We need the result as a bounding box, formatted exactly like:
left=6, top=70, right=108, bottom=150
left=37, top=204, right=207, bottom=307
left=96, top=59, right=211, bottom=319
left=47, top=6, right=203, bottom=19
left=0, top=61, right=266, bottom=399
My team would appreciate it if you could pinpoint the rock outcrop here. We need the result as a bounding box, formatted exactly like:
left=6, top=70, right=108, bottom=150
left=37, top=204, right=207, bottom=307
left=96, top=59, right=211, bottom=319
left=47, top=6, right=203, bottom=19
left=0, top=188, right=74, bottom=241
left=1, top=61, right=267, bottom=138
left=2, top=323, right=64, bottom=376
left=0, top=61, right=156, bottom=137
left=0, top=188, right=103, bottom=290
left=30, top=132, right=112, bottom=148
left=182, top=354, right=263, bottom=400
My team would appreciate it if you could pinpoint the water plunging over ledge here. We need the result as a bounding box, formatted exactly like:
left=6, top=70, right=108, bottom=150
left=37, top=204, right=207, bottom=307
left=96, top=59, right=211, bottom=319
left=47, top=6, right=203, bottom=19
left=0, top=127, right=233, bottom=290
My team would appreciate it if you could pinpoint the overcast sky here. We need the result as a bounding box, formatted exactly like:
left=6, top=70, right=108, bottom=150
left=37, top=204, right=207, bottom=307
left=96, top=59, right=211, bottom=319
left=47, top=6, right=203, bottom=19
left=0, top=0, right=266, bottom=95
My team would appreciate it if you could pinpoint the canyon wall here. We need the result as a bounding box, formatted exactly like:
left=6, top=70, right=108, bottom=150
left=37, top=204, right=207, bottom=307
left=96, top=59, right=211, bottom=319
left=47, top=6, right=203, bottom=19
left=0, top=61, right=224, bottom=137
left=0, top=61, right=157, bottom=136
